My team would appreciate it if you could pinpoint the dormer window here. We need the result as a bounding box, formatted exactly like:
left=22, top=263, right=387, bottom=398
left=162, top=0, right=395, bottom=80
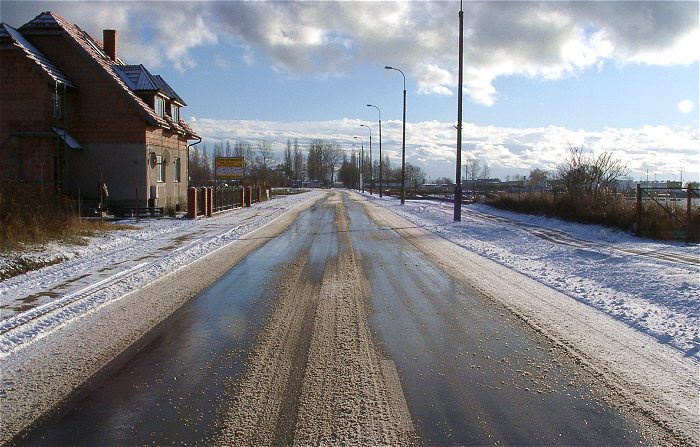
left=154, top=96, right=165, bottom=118
left=172, top=104, right=180, bottom=122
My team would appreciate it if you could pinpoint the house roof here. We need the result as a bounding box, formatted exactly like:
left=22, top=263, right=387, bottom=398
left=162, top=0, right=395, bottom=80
left=19, top=11, right=198, bottom=138
left=113, top=64, right=160, bottom=92
left=0, top=22, right=76, bottom=88
left=153, top=75, right=187, bottom=106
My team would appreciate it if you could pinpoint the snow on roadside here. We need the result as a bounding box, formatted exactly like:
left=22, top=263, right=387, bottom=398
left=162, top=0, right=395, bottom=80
left=0, top=191, right=322, bottom=357
left=362, top=194, right=700, bottom=358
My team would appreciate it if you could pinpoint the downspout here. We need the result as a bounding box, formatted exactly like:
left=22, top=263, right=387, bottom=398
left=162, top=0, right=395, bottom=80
left=55, top=80, right=60, bottom=189
left=62, top=81, right=68, bottom=195
left=187, top=135, right=202, bottom=187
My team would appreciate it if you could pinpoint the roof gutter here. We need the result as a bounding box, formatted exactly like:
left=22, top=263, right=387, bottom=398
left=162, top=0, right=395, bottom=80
left=186, top=135, right=202, bottom=187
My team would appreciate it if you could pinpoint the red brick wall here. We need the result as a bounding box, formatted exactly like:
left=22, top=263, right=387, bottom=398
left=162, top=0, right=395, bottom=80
left=0, top=47, right=59, bottom=183
left=26, top=33, right=146, bottom=144
left=146, top=127, right=189, bottom=211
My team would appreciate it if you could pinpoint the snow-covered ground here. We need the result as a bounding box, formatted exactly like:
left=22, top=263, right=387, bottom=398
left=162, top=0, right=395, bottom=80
left=363, top=194, right=699, bottom=358
left=0, top=189, right=697, bottom=444
left=1, top=190, right=697, bottom=360
left=0, top=191, right=322, bottom=357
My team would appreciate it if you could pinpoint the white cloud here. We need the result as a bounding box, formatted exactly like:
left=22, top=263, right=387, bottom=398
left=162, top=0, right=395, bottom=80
left=188, top=118, right=700, bottom=182
left=10, top=1, right=697, bottom=106
left=678, top=100, right=695, bottom=114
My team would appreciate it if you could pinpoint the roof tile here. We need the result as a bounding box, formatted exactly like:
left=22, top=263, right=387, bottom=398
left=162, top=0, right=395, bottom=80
left=1, top=22, right=75, bottom=88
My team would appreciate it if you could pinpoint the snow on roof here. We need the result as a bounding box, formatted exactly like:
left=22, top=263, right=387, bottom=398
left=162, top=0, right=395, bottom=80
left=0, top=23, right=75, bottom=88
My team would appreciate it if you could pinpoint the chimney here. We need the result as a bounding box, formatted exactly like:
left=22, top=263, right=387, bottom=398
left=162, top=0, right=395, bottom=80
left=103, top=29, right=117, bottom=62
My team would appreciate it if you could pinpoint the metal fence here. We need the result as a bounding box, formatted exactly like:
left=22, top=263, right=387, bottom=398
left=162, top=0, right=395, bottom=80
left=212, top=185, right=243, bottom=212
left=636, top=186, right=698, bottom=242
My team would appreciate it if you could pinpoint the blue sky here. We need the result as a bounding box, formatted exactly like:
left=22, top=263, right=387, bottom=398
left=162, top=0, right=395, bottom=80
left=3, top=1, right=699, bottom=181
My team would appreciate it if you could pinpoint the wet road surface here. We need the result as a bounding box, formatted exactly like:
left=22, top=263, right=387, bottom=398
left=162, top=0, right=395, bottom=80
left=345, top=193, right=654, bottom=445
left=18, top=199, right=337, bottom=446
left=18, top=191, right=658, bottom=445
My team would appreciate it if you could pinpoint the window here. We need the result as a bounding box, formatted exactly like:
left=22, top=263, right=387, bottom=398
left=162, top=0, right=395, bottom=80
left=154, top=96, right=165, bottom=118
left=173, top=157, right=181, bottom=182
left=156, top=155, right=165, bottom=182
left=171, top=105, right=180, bottom=123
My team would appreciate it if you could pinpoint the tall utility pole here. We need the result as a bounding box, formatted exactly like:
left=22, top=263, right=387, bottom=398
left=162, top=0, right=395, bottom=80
left=385, top=66, right=406, bottom=205
left=454, top=0, right=464, bottom=222
left=367, top=104, right=383, bottom=197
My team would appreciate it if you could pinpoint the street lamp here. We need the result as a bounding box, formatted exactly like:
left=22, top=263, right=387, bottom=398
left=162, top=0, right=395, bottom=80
left=454, top=1, right=464, bottom=222
left=385, top=65, right=406, bottom=205
left=353, top=136, right=364, bottom=192
left=367, top=104, right=383, bottom=197
left=360, top=124, right=373, bottom=195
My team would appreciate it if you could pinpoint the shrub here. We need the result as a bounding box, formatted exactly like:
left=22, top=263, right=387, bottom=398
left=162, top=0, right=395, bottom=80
left=0, top=181, right=131, bottom=251
left=487, top=189, right=699, bottom=241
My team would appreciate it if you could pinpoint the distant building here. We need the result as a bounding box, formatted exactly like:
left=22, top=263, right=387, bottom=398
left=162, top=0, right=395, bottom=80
left=0, top=11, right=199, bottom=212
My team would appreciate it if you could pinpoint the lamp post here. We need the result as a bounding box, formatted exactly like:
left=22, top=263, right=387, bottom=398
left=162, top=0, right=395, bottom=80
left=354, top=136, right=364, bottom=192
left=385, top=65, right=406, bottom=204
left=360, top=124, right=373, bottom=195
left=454, top=1, right=464, bottom=221
left=367, top=104, right=383, bottom=197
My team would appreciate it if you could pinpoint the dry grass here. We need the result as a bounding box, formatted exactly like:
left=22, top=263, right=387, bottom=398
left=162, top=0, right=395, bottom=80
left=487, top=190, right=699, bottom=241
left=0, top=181, right=134, bottom=252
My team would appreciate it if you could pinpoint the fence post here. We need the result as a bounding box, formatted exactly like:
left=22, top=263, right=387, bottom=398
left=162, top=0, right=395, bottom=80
left=206, top=187, right=213, bottom=217
left=200, top=187, right=207, bottom=217
left=687, top=187, right=693, bottom=243
left=187, top=187, right=197, bottom=219
left=635, top=183, right=642, bottom=237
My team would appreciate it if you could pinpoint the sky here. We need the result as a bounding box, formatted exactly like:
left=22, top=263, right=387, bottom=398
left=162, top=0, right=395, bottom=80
left=2, top=0, right=699, bottom=182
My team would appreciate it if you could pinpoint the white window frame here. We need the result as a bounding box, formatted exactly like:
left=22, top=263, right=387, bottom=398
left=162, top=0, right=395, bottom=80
left=173, top=157, right=181, bottom=183
left=154, top=96, right=165, bottom=118
left=171, top=104, right=180, bottom=122
left=156, top=155, right=165, bottom=182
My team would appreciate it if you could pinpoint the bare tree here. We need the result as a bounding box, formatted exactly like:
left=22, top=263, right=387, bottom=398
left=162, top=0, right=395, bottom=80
left=255, top=140, right=275, bottom=185
left=404, top=162, right=427, bottom=187
left=233, top=141, right=255, bottom=182
left=321, top=141, right=344, bottom=184
left=464, top=156, right=481, bottom=182
left=292, top=138, right=303, bottom=184
left=283, top=139, right=293, bottom=186
left=481, top=162, right=490, bottom=180
left=527, top=168, right=549, bottom=189
left=556, top=146, right=629, bottom=197
left=189, top=143, right=213, bottom=185
left=306, top=139, right=344, bottom=186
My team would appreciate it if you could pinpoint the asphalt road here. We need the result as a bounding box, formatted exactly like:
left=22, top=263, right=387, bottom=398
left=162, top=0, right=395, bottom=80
left=18, top=191, right=660, bottom=446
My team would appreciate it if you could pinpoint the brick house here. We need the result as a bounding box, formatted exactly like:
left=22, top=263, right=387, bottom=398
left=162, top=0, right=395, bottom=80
left=0, top=11, right=199, bottom=212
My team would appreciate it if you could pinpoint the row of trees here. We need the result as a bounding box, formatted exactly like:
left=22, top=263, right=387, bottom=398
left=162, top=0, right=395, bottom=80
left=337, top=153, right=428, bottom=189
left=460, top=147, right=629, bottom=195
left=189, top=138, right=427, bottom=188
